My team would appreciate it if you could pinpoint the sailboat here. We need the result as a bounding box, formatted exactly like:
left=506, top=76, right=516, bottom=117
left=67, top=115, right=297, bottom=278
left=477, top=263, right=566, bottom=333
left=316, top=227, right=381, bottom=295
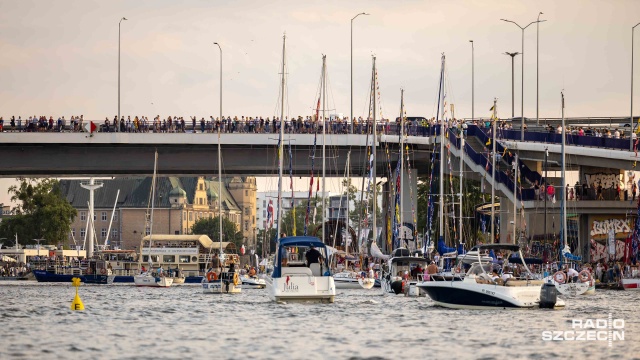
left=265, top=36, right=336, bottom=303
left=133, top=151, right=173, bottom=288
left=546, top=92, right=590, bottom=297
left=202, top=114, right=241, bottom=294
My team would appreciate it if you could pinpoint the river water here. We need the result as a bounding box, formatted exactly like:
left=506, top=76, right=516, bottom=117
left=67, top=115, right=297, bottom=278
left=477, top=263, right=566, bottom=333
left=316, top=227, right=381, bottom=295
left=0, top=281, right=637, bottom=359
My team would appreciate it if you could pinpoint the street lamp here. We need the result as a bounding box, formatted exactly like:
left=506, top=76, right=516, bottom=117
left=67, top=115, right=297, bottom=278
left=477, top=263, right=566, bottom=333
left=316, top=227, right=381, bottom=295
left=469, top=40, right=474, bottom=121
left=631, top=22, right=640, bottom=151
left=213, top=42, right=222, bottom=121
left=118, top=17, right=127, bottom=133
left=504, top=52, right=521, bottom=118
left=501, top=18, right=545, bottom=140
left=537, top=12, right=543, bottom=126
left=351, top=12, right=369, bottom=134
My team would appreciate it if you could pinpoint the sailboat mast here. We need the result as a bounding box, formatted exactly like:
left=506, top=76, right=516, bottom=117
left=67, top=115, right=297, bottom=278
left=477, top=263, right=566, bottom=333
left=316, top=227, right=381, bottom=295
left=346, top=151, right=351, bottom=254
left=459, top=126, right=464, bottom=246
left=399, top=88, right=404, bottom=247
left=561, top=91, right=566, bottom=251
left=322, top=55, right=327, bottom=244
left=513, top=154, right=517, bottom=244
left=372, top=56, right=377, bottom=248
left=276, top=34, right=286, bottom=240
left=148, top=151, right=158, bottom=266
left=491, top=98, right=497, bottom=244
left=438, top=56, right=445, bottom=244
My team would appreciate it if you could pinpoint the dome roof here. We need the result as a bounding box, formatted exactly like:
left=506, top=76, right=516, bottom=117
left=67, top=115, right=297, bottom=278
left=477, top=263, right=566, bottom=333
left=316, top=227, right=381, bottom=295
left=169, top=187, right=187, bottom=197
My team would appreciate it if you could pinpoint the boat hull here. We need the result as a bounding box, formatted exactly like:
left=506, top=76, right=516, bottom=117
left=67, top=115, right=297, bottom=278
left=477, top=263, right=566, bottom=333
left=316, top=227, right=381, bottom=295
left=240, top=275, right=266, bottom=289
left=202, top=280, right=241, bottom=294
left=133, top=275, right=173, bottom=287
left=622, top=278, right=640, bottom=290
left=172, top=277, right=185, bottom=285
left=266, top=275, right=335, bottom=303
left=33, top=270, right=113, bottom=284
left=358, top=278, right=375, bottom=289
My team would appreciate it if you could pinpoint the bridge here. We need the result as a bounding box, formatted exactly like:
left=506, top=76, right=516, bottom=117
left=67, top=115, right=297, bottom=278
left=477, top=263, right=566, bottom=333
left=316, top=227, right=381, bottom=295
left=1, top=121, right=637, bottom=259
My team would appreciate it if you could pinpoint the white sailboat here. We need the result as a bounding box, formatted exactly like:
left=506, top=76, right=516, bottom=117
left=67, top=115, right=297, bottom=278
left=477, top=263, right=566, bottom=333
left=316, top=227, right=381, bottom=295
left=133, top=151, right=173, bottom=288
left=265, top=36, right=336, bottom=303
left=202, top=115, right=241, bottom=294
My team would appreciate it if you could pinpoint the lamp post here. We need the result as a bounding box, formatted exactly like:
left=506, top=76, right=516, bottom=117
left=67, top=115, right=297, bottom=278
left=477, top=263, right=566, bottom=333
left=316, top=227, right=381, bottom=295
left=470, top=40, right=474, bottom=121
left=632, top=22, right=640, bottom=151
left=504, top=52, right=521, bottom=118
left=118, top=17, right=127, bottom=133
left=501, top=18, right=545, bottom=140
left=351, top=12, right=369, bottom=134
left=537, top=12, right=543, bottom=126
left=214, top=42, right=222, bottom=122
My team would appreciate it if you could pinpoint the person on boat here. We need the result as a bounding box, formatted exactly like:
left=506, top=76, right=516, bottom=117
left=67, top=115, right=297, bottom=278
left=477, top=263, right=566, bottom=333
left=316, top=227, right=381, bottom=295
left=248, top=267, right=257, bottom=277
left=157, top=265, right=164, bottom=277
left=490, top=269, right=500, bottom=282
left=305, top=245, right=322, bottom=266
left=566, top=266, right=579, bottom=283
left=141, top=265, right=146, bottom=274
left=427, top=261, right=438, bottom=275
left=228, top=263, right=235, bottom=273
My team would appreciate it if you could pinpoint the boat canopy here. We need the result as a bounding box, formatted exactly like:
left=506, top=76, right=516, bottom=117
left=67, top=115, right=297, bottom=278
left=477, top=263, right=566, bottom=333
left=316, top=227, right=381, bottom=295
left=507, top=255, right=544, bottom=265
left=390, top=256, right=429, bottom=264
left=279, top=236, right=326, bottom=248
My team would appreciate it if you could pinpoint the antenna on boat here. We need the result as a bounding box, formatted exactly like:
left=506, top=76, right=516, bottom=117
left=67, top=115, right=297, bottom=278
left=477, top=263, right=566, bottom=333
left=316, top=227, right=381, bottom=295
left=276, top=33, right=286, bottom=244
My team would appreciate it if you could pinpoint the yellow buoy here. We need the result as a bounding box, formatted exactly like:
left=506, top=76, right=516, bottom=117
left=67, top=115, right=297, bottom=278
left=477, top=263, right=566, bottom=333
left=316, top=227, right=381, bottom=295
left=70, top=277, right=84, bottom=311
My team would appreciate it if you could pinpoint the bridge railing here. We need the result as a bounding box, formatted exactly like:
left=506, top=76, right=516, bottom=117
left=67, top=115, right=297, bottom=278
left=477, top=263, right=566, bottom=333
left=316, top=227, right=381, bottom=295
left=492, top=128, right=632, bottom=151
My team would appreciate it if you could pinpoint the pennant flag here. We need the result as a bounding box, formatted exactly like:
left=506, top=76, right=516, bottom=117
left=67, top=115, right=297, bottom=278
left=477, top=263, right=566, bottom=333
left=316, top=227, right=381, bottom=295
left=266, top=199, right=274, bottom=229
left=489, top=105, right=495, bottom=111
left=486, top=139, right=491, bottom=146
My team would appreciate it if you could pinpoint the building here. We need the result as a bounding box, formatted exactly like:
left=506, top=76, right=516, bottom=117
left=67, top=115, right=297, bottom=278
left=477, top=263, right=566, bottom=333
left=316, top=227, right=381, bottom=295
left=256, top=190, right=331, bottom=230
left=226, top=177, right=257, bottom=249
left=328, top=195, right=349, bottom=221
left=59, top=176, right=255, bottom=251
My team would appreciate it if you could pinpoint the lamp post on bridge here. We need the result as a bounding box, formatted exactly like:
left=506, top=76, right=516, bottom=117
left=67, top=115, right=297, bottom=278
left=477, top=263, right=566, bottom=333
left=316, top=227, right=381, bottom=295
left=351, top=12, right=369, bottom=134
left=214, top=42, right=222, bottom=122
left=504, top=52, right=521, bottom=118
left=536, top=12, right=543, bottom=126
left=118, top=17, right=127, bottom=133
left=501, top=17, right=545, bottom=140
left=470, top=40, right=474, bottom=121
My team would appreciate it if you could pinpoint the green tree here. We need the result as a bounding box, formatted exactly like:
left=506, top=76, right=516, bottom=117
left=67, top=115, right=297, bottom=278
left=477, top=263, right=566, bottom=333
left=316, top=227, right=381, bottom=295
left=257, top=228, right=277, bottom=256
left=0, top=178, right=77, bottom=247
left=191, top=216, right=244, bottom=250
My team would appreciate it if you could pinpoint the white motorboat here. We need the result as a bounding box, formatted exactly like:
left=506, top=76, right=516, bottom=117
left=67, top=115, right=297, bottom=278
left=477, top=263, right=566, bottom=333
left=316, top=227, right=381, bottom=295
left=358, top=277, right=376, bottom=289
left=240, top=274, right=266, bottom=289
left=458, top=247, right=494, bottom=266
left=333, top=271, right=362, bottom=289
left=381, top=248, right=429, bottom=297
left=265, top=236, right=335, bottom=303
left=621, top=278, right=640, bottom=290
left=172, top=276, right=185, bottom=285
left=134, top=273, right=173, bottom=288
left=418, top=244, right=565, bottom=309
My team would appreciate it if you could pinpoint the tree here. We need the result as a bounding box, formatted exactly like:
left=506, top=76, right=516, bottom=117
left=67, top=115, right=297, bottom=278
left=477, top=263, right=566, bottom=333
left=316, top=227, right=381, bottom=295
left=257, top=228, right=277, bottom=256
left=0, top=178, right=77, bottom=247
left=279, top=198, right=324, bottom=237
left=191, top=217, right=244, bottom=250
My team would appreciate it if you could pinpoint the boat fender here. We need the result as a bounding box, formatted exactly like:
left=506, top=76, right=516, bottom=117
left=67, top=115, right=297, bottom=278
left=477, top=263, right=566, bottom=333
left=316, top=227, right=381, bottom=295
left=553, top=271, right=566, bottom=284
left=578, top=270, right=592, bottom=283
left=233, top=273, right=240, bottom=286
left=100, top=268, right=107, bottom=275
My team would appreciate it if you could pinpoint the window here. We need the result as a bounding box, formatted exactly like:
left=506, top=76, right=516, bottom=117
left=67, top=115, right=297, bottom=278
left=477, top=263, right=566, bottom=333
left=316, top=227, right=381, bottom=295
left=179, top=255, right=191, bottom=263
left=146, top=226, right=151, bottom=236
left=183, top=212, right=187, bottom=221
left=101, top=228, right=107, bottom=238
left=209, top=213, right=213, bottom=219
left=263, top=200, right=266, bottom=207
left=189, top=212, right=193, bottom=221
left=93, top=212, right=97, bottom=221
left=199, top=212, right=203, bottom=219
left=80, top=229, right=86, bottom=239
left=163, top=255, right=176, bottom=263
left=71, top=229, right=76, bottom=237
left=101, top=212, right=107, bottom=221
left=113, top=212, right=118, bottom=221
left=245, top=190, right=248, bottom=196
left=175, top=230, right=180, bottom=235
left=111, top=229, right=118, bottom=239
left=199, top=183, right=204, bottom=191
left=80, top=211, right=86, bottom=221
left=244, top=221, right=249, bottom=231
left=245, top=208, right=249, bottom=216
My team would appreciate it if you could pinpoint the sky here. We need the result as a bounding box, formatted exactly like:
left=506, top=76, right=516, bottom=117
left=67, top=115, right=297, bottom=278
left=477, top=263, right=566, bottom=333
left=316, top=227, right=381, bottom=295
left=1, top=0, right=640, bottom=204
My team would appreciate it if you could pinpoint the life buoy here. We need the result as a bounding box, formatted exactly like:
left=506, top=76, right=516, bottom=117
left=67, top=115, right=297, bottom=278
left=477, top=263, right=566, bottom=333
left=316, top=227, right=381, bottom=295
left=578, top=270, right=592, bottom=283
left=553, top=271, right=567, bottom=284
left=233, top=273, right=240, bottom=286
left=207, top=272, right=217, bottom=282
left=100, top=268, right=107, bottom=275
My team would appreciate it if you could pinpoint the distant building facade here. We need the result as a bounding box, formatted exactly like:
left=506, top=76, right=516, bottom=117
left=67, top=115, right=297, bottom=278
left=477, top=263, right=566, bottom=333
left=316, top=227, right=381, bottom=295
left=256, top=190, right=330, bottom=230
left=59, top=176, right=256, bottom=251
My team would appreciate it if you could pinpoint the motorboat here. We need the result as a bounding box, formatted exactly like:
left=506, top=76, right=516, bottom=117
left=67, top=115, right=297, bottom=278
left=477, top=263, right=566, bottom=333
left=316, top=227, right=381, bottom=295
left=134, top=273, right=173, bottom=288
left=333, top=271, right=362, bottom=289
left=265, top=236, right=335, bottom=303
left=418, top=244, right=566, bottom=309
left=240, top=274, right=266, bottom=289
left=381, top=248, right=429, bottom=297
left=172, top=276, right=185, bottom=285
left=458, top=247, right=494, bottom=266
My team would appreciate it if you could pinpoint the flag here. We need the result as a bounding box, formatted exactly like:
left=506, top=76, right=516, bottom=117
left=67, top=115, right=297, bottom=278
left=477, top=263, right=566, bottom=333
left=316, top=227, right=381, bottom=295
left=266, top=199, right=274, bottom=229
left=486, top=139, right=491, bottom=146
left=489, top=105, right=495, bottom=111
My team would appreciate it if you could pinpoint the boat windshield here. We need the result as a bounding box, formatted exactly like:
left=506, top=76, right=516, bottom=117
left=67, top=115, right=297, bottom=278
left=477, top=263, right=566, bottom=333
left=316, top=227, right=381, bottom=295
left=280, top=245, right=327, bottom=267
left=467, top=263, right=494, bottom=276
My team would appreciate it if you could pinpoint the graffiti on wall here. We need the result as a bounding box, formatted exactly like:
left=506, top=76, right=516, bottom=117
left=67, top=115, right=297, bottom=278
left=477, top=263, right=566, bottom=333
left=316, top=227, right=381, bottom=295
left=590, top=239, right=626, bottom=262
left=585, top=173, right=622, bottom=189
left=590, top=218, right=632, bottom=238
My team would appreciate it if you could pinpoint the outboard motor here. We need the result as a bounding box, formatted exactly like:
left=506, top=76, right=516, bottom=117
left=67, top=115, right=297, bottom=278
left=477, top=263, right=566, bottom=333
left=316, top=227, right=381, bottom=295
left=539, top=282, right=558, bottom=309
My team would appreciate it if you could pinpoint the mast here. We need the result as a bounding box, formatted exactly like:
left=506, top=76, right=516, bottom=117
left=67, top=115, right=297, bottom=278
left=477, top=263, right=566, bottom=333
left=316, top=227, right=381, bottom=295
left=491, top=98, right=497, bottom=244
left=459, top=123, right=464, bottom=247
left=561, top=91, right=567, bottom=253
left=437, top=55, right=445, bottom=247
left=399, top=88, right=404, bottom=247
left=346, top=151, right=351, bottom=254
left=218, top=126, right=223, bottom=262
left=276, top=34, right=286, bottom=241
left=372, top=56, right=377, bottom=248
left=322, top=55, right=327, bottom=244
left=513, top=154, right=518, bottom=244
left=148, top=151, right=158, bottom=268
